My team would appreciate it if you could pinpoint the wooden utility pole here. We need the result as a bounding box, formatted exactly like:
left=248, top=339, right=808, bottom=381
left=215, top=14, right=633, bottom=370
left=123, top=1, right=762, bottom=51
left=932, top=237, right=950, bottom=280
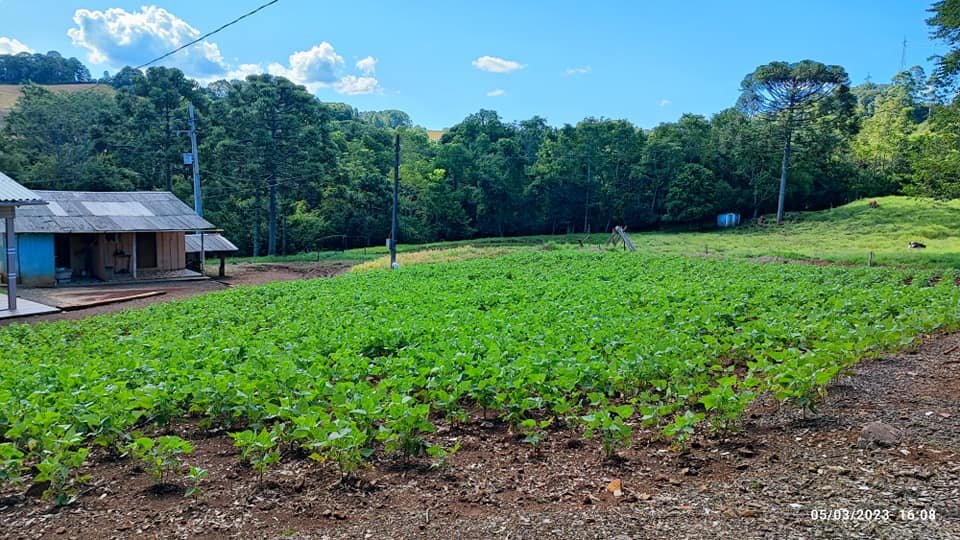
left=584, top=145, right=592, bottom=234
left=390, top=133, right=400, bottom=269
left=253, top=188, right=261, bottom=257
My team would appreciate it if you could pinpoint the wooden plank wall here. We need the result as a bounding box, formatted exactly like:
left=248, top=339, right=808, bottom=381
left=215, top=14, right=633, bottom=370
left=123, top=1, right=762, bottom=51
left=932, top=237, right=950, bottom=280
left=93, top=233, right=136, bottom=279
left=156, top=232, right=185, bottom=271
left=91, top=232, right=185, bottom=277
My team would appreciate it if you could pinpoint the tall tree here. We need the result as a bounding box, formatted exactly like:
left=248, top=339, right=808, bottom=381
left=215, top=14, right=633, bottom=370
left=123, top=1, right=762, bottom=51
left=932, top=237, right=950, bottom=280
left=739, top=60, right=849, bottom=223
left=4, top=85, right=135, bottom=190
left=929, top=0, right=960, bottom=94
left=126, top=67, right=202, bottom=192
left=217, top=75, right=328, bottom=255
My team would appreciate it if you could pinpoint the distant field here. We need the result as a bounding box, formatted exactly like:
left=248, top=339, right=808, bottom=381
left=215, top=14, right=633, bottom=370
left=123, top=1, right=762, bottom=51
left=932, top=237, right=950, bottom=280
left=630, top=196, right=960, bottom=268
left=236, top=196, right=960, bottom=270
left=0, top=84, right=112, bottom=122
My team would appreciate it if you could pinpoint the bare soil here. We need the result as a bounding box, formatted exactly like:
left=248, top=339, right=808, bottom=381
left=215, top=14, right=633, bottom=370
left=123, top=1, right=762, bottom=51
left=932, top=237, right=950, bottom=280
left=1, top=261, right=355, bottom=326
left=1, top=330, right=958, bottom=539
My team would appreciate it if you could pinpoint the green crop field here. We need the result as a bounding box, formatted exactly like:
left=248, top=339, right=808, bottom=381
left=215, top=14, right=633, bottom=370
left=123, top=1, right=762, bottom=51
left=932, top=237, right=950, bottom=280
left=2, top=250, right=959, bottom=502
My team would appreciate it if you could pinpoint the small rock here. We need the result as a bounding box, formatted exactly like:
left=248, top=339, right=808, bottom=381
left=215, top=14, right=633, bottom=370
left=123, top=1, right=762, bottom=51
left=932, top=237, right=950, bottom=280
left=606, top=479, right=623, bottom=497
left=858, top=422, right=900, bottom=448
left=56, top=527, right=66, bottom=535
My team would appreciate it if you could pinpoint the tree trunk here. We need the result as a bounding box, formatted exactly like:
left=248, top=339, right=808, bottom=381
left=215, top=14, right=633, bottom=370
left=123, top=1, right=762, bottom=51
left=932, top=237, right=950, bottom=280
left=253, top=187, right=261, bottom=257
left=268, top=174, right=277, bottom=255
left=776, top=114, right=793, bottom=225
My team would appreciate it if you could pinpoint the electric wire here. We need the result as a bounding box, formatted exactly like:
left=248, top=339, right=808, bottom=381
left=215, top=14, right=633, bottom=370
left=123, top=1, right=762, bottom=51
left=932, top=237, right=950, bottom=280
left=134, top=0, right=282, bottom=71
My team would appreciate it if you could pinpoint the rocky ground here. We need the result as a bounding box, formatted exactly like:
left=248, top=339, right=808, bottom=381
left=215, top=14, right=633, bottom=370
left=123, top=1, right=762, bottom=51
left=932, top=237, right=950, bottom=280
left=0, top=330, right=958, bottom=539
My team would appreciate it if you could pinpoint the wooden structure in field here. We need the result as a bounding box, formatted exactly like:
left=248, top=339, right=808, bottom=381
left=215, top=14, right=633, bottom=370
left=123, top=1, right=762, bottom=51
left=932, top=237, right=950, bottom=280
left=0, top=190, right=215, bottom=286
left=605, top=226, right=637, bottom=252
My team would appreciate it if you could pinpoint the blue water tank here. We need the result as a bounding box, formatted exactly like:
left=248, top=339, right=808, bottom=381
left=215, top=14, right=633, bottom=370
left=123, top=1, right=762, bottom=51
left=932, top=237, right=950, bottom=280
left=717, top=213, right=741, bottom=228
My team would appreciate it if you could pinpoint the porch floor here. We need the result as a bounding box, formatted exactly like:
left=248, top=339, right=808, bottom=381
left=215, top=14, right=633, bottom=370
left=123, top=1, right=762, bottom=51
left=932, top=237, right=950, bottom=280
left=0, top=294, right=60, bottom=319
left=56, top=268, right=204, bottom=287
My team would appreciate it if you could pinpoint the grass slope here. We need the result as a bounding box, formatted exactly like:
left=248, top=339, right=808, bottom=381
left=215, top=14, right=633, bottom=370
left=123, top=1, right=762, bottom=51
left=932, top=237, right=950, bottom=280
left=634, top=196, right=960, bottom=268
left=238, top=196, right=960, bottom=270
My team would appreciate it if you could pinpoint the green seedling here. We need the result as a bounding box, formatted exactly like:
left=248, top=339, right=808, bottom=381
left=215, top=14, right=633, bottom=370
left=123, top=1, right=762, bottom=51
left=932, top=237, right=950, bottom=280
left=230, top=428, right=280, bottom=487
left=127, top=435, right=194, bottom=485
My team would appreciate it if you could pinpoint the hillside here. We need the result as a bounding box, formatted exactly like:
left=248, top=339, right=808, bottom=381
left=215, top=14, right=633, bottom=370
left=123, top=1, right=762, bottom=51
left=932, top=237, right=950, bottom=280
left=0, top=83, right=112, bottom=123
left=247, top=196, right=960, bottom=271
left=632, top=196, right=960, bottom=268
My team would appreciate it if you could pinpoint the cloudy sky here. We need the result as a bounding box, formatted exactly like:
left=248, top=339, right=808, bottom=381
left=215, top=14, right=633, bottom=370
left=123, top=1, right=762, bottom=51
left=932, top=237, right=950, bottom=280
left=0, top=0, right=943, bottom=129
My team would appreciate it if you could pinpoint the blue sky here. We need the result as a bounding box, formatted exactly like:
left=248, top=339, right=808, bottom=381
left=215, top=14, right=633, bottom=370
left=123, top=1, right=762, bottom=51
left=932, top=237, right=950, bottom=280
left=0, top=1, right=944, bottom=129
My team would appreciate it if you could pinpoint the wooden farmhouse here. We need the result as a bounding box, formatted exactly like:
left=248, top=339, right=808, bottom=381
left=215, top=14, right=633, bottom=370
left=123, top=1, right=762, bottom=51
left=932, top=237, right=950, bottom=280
left=0, top=187, right=216, bottom=287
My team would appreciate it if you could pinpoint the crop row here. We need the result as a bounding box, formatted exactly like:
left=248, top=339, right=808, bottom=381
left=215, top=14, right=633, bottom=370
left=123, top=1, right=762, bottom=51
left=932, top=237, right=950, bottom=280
left=1, top=252, right=958, bottom=502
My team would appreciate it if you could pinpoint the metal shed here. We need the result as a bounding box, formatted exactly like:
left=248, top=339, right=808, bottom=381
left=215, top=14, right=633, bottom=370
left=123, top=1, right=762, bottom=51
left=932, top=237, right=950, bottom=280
left=185, top=233, right=239, bottom=277
left=0, top=190, right=215, bottom=286
left=0, top=172, right=46, bottom=310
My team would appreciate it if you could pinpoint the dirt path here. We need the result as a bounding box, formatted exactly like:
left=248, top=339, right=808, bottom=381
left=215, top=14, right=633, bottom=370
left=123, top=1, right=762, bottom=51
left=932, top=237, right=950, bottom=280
left=1, top=332, right=958, bottom=539
left=1, top=262, right=355, bottom=326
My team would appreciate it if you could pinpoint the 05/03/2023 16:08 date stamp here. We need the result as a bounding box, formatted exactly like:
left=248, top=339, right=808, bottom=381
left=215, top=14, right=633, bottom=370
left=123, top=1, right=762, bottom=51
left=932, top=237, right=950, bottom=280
left=810, top=508, right=937, bottom=522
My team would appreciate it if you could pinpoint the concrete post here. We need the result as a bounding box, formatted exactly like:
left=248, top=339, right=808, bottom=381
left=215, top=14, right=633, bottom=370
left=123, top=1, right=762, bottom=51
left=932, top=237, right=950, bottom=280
left=5, top=215, right=17, bottom=311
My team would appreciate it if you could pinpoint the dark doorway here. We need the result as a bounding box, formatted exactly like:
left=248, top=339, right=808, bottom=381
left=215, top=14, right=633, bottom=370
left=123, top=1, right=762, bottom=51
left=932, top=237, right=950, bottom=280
left=69, top=234, right=97, bottom=278
left=54, top=234, right=70, bottom=269
left=136, top=233, right=157, bottom=269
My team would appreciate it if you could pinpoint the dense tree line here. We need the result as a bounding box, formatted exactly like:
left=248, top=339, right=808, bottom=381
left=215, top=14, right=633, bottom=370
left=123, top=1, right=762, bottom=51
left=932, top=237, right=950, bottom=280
left=1, top=2, right=959, bottom=255
left=0, top=51, right=92, bottom=84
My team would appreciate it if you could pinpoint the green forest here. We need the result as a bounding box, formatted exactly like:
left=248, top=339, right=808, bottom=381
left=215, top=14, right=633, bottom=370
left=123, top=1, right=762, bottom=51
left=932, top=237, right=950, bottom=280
left=1, top=4, right=959, bottom=256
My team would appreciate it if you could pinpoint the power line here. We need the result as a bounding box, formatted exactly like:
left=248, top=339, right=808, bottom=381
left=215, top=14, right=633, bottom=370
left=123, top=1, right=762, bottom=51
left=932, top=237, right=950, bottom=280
left=134, top=0, right=282, bottom=71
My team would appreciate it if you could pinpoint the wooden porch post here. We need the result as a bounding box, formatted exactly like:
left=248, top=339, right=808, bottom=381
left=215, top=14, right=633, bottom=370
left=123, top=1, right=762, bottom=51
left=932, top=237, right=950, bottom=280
left=3, top=211, right=17, bottom=311
left=131, top=233, right=137, bottom=279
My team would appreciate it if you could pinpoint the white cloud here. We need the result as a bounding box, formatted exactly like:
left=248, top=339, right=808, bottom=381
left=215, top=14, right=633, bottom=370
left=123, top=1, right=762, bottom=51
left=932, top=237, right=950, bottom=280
left=486, top=88, right=505, bottom=97
left=333, top=75, right=379, bottom=95
left=67, top=6, right=227, bottom=76
left=267, top=43, right=344, bottom=87
left=0, top=37, right=31, bottom=55
left=356, top=55, right=377, bottom=75
left=264, top=44, right=379, bottom=95
left=225, top=63, right=263, bottom=81
left=472, top=55, right=524, bottom=73
left=660, top=99, right=672, bottom=107
left=563, top=66, right=590, bottom=76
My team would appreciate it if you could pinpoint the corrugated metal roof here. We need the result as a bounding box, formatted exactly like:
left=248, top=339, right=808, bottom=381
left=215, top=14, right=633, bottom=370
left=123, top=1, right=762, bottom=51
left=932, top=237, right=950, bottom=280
left=0, top=172, right=46, bottom=205
left=185, top=233, right=239, bottom=254
left=0, top=190, right=215, bottom=233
